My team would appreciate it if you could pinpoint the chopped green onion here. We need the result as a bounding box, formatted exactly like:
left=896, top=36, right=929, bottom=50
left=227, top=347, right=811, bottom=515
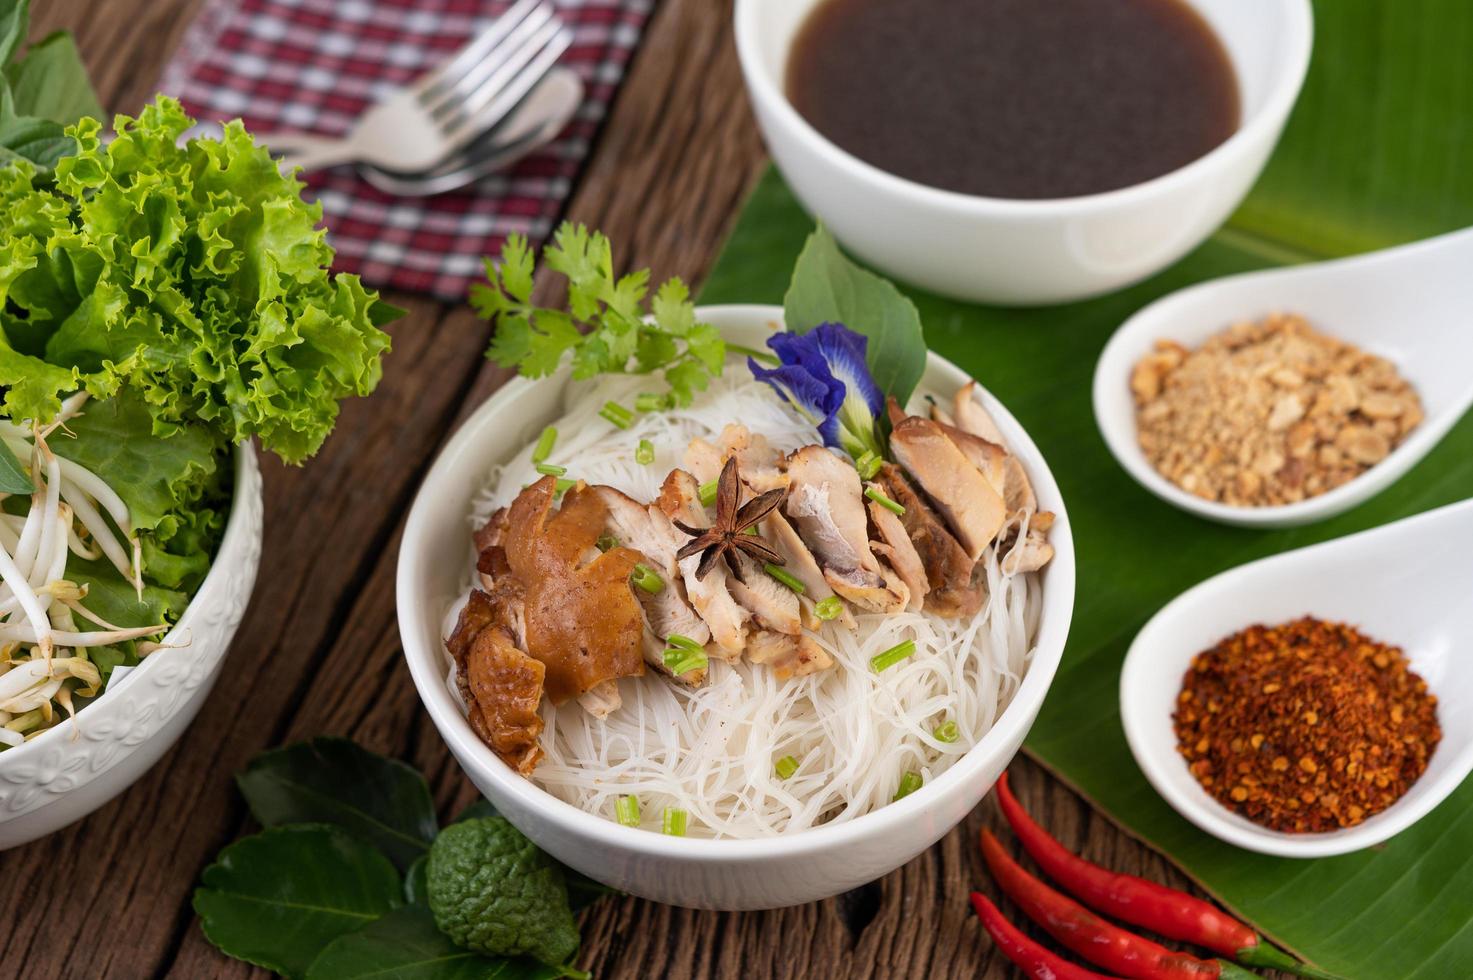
left=663, top=645, right=709, bottom=676
left=615, top=795, right=641, bottom=827
left=774, top=755, right=800, bottom=779
left=666, top=633, right=704, bottom=651
left=864, top=486, right=905, bottom=516
left=596, top=534, right=619, bottom=552
left=855, top=450, right=882, bottom=480
left=871, top=639, right=916, bottom=672
left=632, top=564, right=665, bottom=594
left=933, top=720, right=959, bottom=743
left=600, top=401, right=634, bottom=429
left=532, top=426, right=557, bottom=464
left=764, top=563, right=805, bottom=594
left=553, top=477, right=576, bottom=495
left=635, top=438, right=655, bottom=466
left=635, top=392, right=669, bottom=413
left=814, top=596, right=843, bottom=621
left=893, top=771, right=923, bottom=801
left=535, top=462, right=567, bottom=476
left=698, top=479, right=718, bottom=508
left=662, top=808, right=688, bottom=836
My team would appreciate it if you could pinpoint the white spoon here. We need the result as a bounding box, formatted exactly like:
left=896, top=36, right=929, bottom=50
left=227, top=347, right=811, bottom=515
left=1120, top=498, right=1473, bottom=857
left=1094, top=227, right=1473, bottom=528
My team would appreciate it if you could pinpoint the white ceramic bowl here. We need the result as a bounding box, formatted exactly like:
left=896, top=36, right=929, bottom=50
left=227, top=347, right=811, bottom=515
left=0, top=446, right=263, bottom=849
left=734, top=0, right=1313, bottom=306
left=1120, top=500, right=1473, bottom=857
left=398, top=305, right=1075, bottom=909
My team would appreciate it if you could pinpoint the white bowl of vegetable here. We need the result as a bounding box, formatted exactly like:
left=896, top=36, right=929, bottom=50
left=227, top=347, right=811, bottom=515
left=0, top=97, right=396, bottom=847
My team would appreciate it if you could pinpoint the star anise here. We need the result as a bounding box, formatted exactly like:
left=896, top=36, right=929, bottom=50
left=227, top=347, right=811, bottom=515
left=673, top=456, right=787, bottom=580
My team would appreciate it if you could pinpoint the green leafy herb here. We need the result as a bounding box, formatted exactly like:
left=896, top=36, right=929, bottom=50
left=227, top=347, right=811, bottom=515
left=0, top=0, right=101, bottom=171
left=0, top=436, right=30, bottom=493
left=235, top=736, right=439, bottom=871
left=305, top=904, right=585, bottom=980
left=193, top=825, right=402, bottom=980
left=783, top=225, right=927, bottom=409
left=427, top=817, right=580, bottom=966
left=893, top=771, right=923, bottom=801
left=0, top=95, right=397, bottom=462
left=531, top=426, right=557, bottom=464
left=661, top=808, right=688, bottom=837
left=814, top=596, right=843, bottom=621
left=471, top=224, right=725, bottom=406
left=871, top=639, right=917, bottom=672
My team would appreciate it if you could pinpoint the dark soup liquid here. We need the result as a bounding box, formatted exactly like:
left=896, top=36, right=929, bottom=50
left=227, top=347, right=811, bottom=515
left=785, top=0, right=1240, bottom=199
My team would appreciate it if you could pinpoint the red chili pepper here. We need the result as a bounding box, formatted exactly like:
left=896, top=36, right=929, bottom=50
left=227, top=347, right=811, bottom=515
left=982, top=830, right=1253, bottom=980
left=995, top=773, right=1341, bottom=979
left=969, top=891, right=1122, bottom=980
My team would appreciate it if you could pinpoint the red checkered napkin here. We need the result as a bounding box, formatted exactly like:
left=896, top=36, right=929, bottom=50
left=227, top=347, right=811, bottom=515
left=158, top=0, right=653, bottom=301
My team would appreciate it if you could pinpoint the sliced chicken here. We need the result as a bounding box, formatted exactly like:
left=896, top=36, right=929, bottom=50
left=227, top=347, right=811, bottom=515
left=1001, top=511, right=1056, bottom=575
left=867, top=492, right=928, bottom=612
left=875, top=464, right=985, bottom=618
left=655, top=469, right=750, bottom=656
left=590, top=485, right=711, bottom=684
left=763, top=510, right=855, bottom=630
left=474, top=507, right=510, bottom=590
left=935, top=419, right=1008, bottom=497
left=785, top=446, right=909, bottom=614
left=578, top=681, right=622, bottom=718
left=684, top=425, right=787, bottom=492
left=502, top=478, right=647, bottom=703
left=1001, top=455, right=1038, bottom=516
left=952, top=381, right=1007, bottom=445
left=446, top=591, right=545, bottom=775
left=887, top=399, right=1006, bottom=563
left=746, top=629, right=834, bottom=680
left=727, top=552, right=802, bottom=635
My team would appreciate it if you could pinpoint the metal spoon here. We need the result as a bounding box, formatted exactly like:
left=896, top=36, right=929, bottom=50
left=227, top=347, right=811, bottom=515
left=360, top=68, right=583, bottom=198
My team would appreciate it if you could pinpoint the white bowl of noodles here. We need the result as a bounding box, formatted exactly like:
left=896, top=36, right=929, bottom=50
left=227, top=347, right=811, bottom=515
left=398, top=306, right=1074, bottom=909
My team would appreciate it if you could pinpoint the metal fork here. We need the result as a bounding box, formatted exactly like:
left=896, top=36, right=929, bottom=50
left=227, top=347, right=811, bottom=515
left=264, top=0, right=572, bottom=175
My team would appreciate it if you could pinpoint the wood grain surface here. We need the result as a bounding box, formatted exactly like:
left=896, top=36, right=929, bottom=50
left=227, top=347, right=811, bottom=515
left=3, top=2, right=1242, bottom=978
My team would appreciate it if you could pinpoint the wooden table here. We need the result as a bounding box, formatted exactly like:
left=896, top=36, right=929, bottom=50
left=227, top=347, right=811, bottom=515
left=3, top=2, right=1229, bottom=977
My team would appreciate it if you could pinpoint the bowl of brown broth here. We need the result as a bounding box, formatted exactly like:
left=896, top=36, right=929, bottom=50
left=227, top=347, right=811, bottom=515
left=734, top=0, right=1313, bottom=305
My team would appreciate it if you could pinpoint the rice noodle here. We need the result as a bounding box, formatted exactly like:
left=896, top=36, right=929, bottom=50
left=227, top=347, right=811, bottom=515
left=444, top=367, right=1043, bottom=838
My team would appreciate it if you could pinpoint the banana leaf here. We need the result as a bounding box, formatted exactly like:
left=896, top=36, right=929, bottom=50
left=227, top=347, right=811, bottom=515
left=700, top=2, right=1473, bottom=975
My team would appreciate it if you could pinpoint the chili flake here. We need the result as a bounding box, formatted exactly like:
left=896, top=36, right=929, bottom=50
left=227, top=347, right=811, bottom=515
left=1173, top=616, right=1440, bottom=833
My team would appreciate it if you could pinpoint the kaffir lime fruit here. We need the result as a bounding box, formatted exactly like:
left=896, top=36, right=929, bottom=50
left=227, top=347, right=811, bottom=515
left=426, top=816, right=579, bottom=964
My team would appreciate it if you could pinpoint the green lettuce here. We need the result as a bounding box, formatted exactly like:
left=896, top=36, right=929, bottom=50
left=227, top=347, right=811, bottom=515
left=53, top=391, right=226, bottom=589
left=0, top=95, right=395, bottom=463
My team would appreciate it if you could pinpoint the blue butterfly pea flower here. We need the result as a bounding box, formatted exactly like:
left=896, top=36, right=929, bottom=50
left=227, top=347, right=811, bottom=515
left=748, top=322, right=884, bottom=460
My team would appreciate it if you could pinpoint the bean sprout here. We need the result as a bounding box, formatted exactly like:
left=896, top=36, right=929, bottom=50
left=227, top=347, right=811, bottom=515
left=0, top=404, right=164, bottom=749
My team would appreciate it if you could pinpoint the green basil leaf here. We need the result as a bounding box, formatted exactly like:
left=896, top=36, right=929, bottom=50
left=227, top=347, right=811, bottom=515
left=193, top=825, right=401, bottom=980
left=305, top=904, right=578, bottom=980
left=237, top=737, right=439, bottom=870
left=783, top=225, right=927, bottom=407
left=0, top=435, right=30, bottom=493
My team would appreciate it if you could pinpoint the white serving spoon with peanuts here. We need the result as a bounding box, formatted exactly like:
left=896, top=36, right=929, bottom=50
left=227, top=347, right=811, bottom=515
left=1093, top=226, right=1473, bottom=528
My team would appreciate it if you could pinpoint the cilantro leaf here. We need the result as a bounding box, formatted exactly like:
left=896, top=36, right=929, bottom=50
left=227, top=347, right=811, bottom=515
left=470, top=223, right=726, bottom=406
